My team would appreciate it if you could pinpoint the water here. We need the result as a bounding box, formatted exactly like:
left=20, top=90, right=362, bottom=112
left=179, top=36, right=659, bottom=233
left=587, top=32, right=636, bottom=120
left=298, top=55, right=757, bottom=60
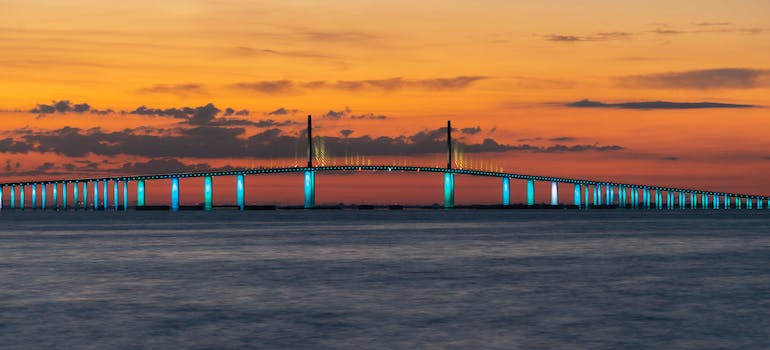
left=1, top=210, right=769, bottom=349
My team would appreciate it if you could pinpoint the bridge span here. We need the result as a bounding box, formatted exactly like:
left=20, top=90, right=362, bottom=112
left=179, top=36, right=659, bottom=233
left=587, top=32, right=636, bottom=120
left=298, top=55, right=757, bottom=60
left=1, top=117, right=767, bottom=211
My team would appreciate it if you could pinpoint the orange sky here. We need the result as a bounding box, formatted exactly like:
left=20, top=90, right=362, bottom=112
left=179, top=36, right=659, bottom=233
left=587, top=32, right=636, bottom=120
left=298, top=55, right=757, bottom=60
left=1, top=0, right=769, bottom=205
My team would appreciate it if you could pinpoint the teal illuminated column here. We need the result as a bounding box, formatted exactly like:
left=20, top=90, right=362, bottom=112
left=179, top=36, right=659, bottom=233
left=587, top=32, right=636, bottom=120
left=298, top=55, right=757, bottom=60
left=679, top=192, right=685, bottom=209
left=713, top=195, right=720, bottom=209
left=62, top=182, right=67, bottom=210
left=527, top=179, right=535, bottom=205
left=443, top=172, right=454, bottom=208
left=31, top=184, right=37, bottom=209
left=204, top=176, right=213, bottom=211
left=583, top=185, right=589, bottom=208
left=10, top=186, right=15, bottom=209
left=236, top=174, right=244, bottom=211
left=735, top=197, right=742, bottom=209
left=592, top=185, right=598, bottom=206
left=93, top=181, right=99, bottom=210
left=758, top=198, right=764, bottom=209
left=550, top=181, right=558, bottom=205
left=83, top=181, right=88, bottom=210
left=52, top=183, right=58, bottom=209
left=102, top=181, right=108, bottom=210
left=137, top=180, right=145, bottom=207
left=724, top=195, right=729, bottom=209
left=113, top=181, right=118, bottom=211
left=171, top=178, right=180, bottom=211
left=608, top=186, right=614, bottom=205
left=122, top=181, right=128, bottom=211
left=595, top=184, right=602, bottom=205
left=502, top=177, right=510, bottom=205
left=0, top=186, right=3, bottom=210
left=304, top=171, right=316, bottom=209
left=747, top=197, right=753, bottom=209
left=573, top=184, right=581, bottom=207
left=82, top=182, right=87, bottom=210
left=701, top=194, right=708, bottom=209
left=20, top=185, right=25, bottom=210
left=73, top=182, right=78, bottom=209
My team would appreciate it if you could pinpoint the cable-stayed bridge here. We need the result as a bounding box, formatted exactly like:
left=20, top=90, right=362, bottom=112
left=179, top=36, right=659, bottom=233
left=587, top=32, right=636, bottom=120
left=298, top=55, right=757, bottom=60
left=1, top=116, right=768, bottom=211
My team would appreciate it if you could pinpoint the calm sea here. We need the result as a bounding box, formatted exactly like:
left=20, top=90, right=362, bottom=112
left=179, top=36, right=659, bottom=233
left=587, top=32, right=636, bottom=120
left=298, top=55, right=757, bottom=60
left=1, top=210, right=769, bottom=349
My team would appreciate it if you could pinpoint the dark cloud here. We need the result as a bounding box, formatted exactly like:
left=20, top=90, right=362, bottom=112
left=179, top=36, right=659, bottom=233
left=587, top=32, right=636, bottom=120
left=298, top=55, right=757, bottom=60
left=461, top=127, right=481, bottom=135
left=268, top=107, right=298, bottom=116
left=323, top=107, right=350, bottom=120
left=30, top=100, right=91, bottom=114
left=35, top=162, right=55, bottom=173
left=662, top=156, right=680, bottom=161
left=349, top=113, right=387, bottom=120
left=545, top=32, right=634, bottom=42
left=618, top=68, right=770, bottom=89
left=0, top=137, right=35, bottom=153
left=548, top=136, right=577, bottom=142
left=120, top=158, right=215, bottom=174
left=130, top=103, right=255, bottom=126
left=4, top=160, right=11, bottom=171
left=340, top=129, right=354, bottom=137
left=255, top=119, right=297, bottom=128
left=233, top=76, right=487, bottom=93
left=566, top=99, right=756, bottom=109
left=651, top=28, right=686, bottom=35
left=140, top=84, right=204, bottom=95
left=693, top=22, right=731, bottom=26
left=233, top=80, right=294, bottom=94
left=19, top=125, right=623, bottom=160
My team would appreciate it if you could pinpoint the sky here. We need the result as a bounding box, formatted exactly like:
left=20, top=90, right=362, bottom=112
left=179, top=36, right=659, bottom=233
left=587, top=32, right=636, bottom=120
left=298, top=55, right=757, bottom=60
left=1, top=0, right=769, bottom=205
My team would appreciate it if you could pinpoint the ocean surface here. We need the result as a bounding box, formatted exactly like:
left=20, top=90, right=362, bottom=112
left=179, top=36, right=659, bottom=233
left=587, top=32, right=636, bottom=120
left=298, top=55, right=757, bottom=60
left=1, top=209, right=769, bottom=349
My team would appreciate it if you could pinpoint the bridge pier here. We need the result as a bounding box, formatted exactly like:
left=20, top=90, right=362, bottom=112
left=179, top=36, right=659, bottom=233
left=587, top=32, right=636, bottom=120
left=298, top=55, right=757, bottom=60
left=583, top=184, right=589, bottom=209
left=526, top=179, right=535, bottom=205
left=0, top=186, right=3, bottom=210
left=73, top=181, right=78, bottom=210
left=82, top=182, right=87, bottom=210
left=736, top=197, right=742, bottom=209
left=592, top=185, right=598, bottom=206
left=123, top=181, right=128, bottom=211
left=204, top=176, right=213, bottom=211
left=31, top=184, right=37, bottom=210
left=20, top=186, right=25, bottom=210
left=10, top=186, right=15, bottom=209
left=236, top=174, right=245, bottom=210
left=52, top=183, right=58, bottom=210
left=690, top=193, right=696, bottom=209
left=443, top=172, right=454, bottom=208
left=502, top=177, right=510, bottom=206
left=113, top=181, right=118, bottom=211
left=102, top=181, right=108, bottom=211
left=550, top=181, right=558, bottom=205
left=758, top=198, right=763, bottom=209
left=573, top=183, right=581, bottom=208
left=93, top=181, right=99, bottom=210
left=679, top=192, right=685, bottom=209
left=171, top=178, right=180, bottom=211
left=63, top=182, right=68, bottom=210
left=305, top=171, right=316, bottom=209
left=713, top=194, right=720, bottom=209
left=137, top=180, right=145, bottom=207
left=747, top=197, right=753, bottom=209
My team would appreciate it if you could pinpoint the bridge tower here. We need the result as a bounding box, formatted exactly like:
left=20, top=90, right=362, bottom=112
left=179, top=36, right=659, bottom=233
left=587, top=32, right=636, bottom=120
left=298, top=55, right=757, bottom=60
left=304, top=115, right=316, bottom=208
left=444, top=120, right=454, bottom=208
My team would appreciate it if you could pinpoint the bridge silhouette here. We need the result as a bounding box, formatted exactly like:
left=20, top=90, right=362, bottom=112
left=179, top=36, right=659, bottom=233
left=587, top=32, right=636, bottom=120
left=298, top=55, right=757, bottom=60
left=1, top=116, right=768, bottom=211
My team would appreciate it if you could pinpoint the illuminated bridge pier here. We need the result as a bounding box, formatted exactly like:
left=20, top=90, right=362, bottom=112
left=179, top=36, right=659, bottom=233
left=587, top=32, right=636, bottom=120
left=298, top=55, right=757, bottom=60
left=1, top=168, right=768, bottom=211
left=0, top=116, right=767, bottom=211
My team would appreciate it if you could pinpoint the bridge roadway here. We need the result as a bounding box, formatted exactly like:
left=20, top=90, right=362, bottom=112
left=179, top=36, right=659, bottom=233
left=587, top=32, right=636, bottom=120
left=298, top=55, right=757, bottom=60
left=0, top=165, right=768, bottom=211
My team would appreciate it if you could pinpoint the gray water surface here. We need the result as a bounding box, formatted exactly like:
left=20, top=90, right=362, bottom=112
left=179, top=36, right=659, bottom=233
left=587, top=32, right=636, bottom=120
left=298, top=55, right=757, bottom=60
left=1, top=210, right=769, bottom=349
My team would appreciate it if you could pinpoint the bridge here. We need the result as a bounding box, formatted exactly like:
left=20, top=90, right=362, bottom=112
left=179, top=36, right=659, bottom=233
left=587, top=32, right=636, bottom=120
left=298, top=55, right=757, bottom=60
left=1, top=116, right=768, bottom=211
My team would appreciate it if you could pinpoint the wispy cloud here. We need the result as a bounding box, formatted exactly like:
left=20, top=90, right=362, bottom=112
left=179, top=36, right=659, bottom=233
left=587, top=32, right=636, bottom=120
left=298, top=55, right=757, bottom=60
left=618, top=68, right=770, bottom=89
left=232, top=76, right=487, bottom=93
left=139, top=84, right=205, bottom=96
left=545, top=32, right=634, bottom=42
left=566, top=99, right=756, bottom=109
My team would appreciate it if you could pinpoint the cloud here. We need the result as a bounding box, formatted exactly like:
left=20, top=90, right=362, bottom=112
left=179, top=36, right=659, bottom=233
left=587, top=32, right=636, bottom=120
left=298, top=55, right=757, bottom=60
left=120, top=158, right=216, bottom=174
left=662, top=156, right=680, bottom=161
left=233, top=47, right=331, bottom=59
left=548, top=136, right=577, bottom=142
left=323, top=107, right=350, bottom=120
left=340, top=129, right=354, bottom=137
left=461, top=126, right=481, bottom=135
left=349, top=113, right=387, bottom=120
left=693, top=22, right=731, bottom=26
left=30, top=100, right=91, bottom=114
left=545, top=32, right=634, bottom=42
left=233, top=80, right=295, bottom=94
left=130, top=103, right=256, bottom=126
left=0, top=137, right=35, bottom=153
left=254, top=119, right=296, bottom=128
left=139, top=84, right=205, bottom=95
left=619, top=68, right=770, bottom=89
left=566, top=99, right=756, bottom=109
left=267, top=107, right=298, bottom=116
left=233, top=76, right=487, bottom=93
left=17, top=125, right=623, bottom=160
